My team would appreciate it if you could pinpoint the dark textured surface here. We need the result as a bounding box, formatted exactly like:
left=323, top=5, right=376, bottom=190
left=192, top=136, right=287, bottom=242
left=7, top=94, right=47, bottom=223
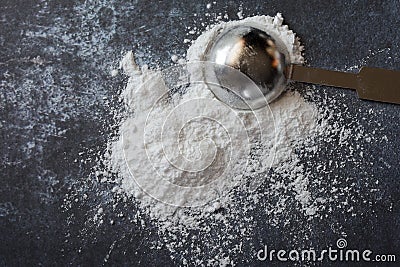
left=1, top=0, right=399, bottom=266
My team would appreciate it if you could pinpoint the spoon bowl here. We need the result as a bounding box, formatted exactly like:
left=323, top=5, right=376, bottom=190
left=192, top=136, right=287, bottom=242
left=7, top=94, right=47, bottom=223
left=205, top=25, right=288, bottom=109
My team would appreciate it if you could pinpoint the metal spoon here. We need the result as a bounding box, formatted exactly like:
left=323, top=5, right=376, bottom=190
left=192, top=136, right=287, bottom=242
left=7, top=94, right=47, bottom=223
left=205, top=25, right=400, bottom=109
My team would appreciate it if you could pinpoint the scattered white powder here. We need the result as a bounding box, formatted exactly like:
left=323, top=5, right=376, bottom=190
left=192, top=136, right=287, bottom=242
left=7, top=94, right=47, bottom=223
left=110, top=69, right=119, bottom=77
left=170, top=54, right=179, bottom=63
left=237, top=5, right=244, bottom=19
left=109, top=14, right=311, bottom=223
left=96, top=13, right=390, bottom=266
left=4, top=1, right=392, bottom=264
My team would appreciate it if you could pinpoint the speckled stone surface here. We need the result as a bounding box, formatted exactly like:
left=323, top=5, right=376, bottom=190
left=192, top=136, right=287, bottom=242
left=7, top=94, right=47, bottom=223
left=1, top=0, right=399, bottom=266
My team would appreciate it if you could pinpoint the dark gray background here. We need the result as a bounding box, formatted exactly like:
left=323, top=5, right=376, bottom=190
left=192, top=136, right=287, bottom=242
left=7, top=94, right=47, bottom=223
left=1, top=0, right=399, bottom=266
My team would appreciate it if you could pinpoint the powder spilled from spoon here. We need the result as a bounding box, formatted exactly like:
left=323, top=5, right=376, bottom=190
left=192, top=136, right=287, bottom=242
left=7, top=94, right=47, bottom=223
left=91, top=13, right=390, bottom=266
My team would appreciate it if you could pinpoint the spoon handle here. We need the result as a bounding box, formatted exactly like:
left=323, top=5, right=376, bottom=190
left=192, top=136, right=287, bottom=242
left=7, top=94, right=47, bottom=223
left=288, top=64, right=400, bottom=105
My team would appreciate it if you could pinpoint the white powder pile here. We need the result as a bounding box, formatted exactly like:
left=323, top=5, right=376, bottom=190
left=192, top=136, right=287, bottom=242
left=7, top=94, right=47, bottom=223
left=108, top=14, right=315, bottom=223
left=97, top=13, right=389, bottom=266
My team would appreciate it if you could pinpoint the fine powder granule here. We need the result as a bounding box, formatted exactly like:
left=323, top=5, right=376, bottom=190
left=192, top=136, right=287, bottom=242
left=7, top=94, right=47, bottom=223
left=102, top=13, right=388, bottom=265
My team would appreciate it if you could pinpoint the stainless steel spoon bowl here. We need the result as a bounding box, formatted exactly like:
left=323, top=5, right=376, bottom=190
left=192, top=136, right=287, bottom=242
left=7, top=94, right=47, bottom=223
left=205, top=25, right=288, bottom=109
